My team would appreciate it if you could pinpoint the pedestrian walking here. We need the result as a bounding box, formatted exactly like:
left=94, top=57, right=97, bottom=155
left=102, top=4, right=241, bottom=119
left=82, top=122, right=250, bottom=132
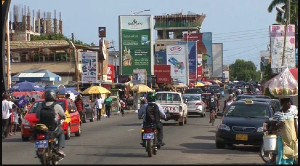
left=75, top=94, right=84, bottom=120
left=104, top=94, right=112, bottom=118
left=2, top=94, right=12, bottom=139
left=95, top=95, right=103, bottom=121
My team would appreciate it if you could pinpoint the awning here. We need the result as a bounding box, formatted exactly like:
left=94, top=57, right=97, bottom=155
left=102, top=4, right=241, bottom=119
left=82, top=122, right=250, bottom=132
left=12, top=69, right=61, bottom=82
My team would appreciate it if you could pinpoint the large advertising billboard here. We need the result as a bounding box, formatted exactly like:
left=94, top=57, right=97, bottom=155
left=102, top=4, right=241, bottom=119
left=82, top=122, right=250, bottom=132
left=269, top=24, right=295, bottom=73
left=197, top=54, right=203, bottom=79
left=119, top=15, right=153, bottom=75
left=178, top=41, right=197, bottom=80
left=154, top=51, right=167, bottom=64
left=81, top=52, right=98, bottom=83
left=166, top=45, right=188, bottom=84
left=184, top=32, right=213, bottom=76
left=260, top=51, right=271, bottom=72
left=212, top=43, right=223, bottom=78
left=296, top=33, right=298, bottom=66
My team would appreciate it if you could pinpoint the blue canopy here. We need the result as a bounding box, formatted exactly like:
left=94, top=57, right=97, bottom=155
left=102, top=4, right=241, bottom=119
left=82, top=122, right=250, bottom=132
left=12, top=69, right=61, bottom=82
left=9, top=81, right=44, bottom=92
left=57, top=88, right=80, bottom=95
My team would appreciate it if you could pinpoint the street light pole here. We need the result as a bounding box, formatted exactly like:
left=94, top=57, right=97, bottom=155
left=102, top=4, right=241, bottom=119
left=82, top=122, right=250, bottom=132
left=281, top=0, right=290, bottom=68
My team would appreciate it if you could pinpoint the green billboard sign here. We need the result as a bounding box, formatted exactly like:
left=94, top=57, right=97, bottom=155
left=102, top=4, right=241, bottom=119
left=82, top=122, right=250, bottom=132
left=119, top=16, right=152, bottom=75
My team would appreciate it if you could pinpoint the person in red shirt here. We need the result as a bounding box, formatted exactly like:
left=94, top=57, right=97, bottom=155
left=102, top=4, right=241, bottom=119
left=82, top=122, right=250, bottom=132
left=75, top=94, right=84, bottom=120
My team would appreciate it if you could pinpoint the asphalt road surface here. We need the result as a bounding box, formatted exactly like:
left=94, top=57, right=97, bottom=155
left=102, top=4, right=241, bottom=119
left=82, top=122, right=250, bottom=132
left=2, top=94, right=265, bottom=164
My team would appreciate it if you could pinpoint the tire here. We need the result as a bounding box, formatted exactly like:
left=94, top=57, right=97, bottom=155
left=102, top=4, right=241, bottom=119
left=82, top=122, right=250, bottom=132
left=75, top=124, right=81, bottom=137
left=216, top=141, right=226, bottom=149
left=39, top=152, right=50, bottom=165
left=184, top=116, right=187, bottom=124
left=65, top=125, right=71, bottom=140
left=146, top=140, right=153, bottom=157
left=21, top=135, right=29, bottom=141
left=179, top=115, right=185, bottom=126
left=259, top=145, right=276, bottom=164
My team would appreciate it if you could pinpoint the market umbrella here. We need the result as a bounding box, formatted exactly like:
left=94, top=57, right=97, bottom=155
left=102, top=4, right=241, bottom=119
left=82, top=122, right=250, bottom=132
left=195, top=82, right=205, bottom=87
left=214, top=80, right=222, bottom=84
left=204, top=81, right=212, bottom=85
left=57, top=88, right=80, bottom=95
left=173, top=83, right=187, bottom=88
left=81, top=86, right=111, bottom=94
left=9, top=81, right=44, bottom=92
left=132, top=84, right=154, bottom=93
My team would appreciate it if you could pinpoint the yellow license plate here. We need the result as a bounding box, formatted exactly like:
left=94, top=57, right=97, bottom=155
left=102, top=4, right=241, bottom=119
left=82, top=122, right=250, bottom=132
left=236, top=134, right=248, bottom=141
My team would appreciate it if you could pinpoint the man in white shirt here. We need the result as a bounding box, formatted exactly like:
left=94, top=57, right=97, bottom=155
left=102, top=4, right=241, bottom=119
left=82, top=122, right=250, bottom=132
left=2, top=94, right=12, bottom=139
left=95, top=95, right=103, bottom=121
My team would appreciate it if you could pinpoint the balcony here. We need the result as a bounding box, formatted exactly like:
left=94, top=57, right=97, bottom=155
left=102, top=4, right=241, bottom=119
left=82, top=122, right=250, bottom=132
left=154, top=22, right=201, bottom=30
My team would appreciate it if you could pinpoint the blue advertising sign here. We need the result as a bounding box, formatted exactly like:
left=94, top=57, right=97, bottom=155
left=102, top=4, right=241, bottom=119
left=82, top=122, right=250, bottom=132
left=178, top=41, right=197, bottom=80
left=154, top=51, right=167, bottom=64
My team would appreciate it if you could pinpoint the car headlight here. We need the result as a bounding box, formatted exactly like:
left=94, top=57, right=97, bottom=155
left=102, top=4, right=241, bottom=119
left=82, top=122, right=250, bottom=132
left=218, top=124, right=230, bottom=131
left=257, top=127, right=264, bottom=132
left=22, top=119, right=30, bottom=125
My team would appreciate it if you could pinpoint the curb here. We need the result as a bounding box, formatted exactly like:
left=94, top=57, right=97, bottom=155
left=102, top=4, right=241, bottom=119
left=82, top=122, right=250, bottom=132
left=112, top=110, right=136, bottom=115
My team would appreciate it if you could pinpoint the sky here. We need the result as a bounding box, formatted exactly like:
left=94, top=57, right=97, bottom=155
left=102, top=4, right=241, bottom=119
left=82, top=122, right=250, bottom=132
left=10, top=0, right=278, bottom=68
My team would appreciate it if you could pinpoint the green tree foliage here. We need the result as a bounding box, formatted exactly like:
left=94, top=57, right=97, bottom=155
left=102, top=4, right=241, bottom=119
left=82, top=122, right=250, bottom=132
left=31, top=34, right=90, bottom=46
left=229, top=59, right=261, bottom=81
left=261, top=64, right=277, bottom=82
left=267, top=0, right=298, bottom=24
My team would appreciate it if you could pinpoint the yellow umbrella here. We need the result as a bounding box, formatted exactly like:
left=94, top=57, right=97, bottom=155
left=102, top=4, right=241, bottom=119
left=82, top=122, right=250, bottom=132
left=125, top=81, right=133, bottom=88
left=81, top=86, right=111, bottom=94
left=173, top=83, right=187, bottom=88
left=214, top=80, right=222, bottom=84
left=204, top=81, right=212, bottom=85
left=195, top=82, right=205, bottom=87
left=132, top=84, right=154, bottom=93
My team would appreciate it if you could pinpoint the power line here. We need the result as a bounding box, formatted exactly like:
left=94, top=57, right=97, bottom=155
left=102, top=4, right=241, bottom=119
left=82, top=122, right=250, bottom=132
left=213, top=33, right=269, bottom=40
left=214, top=31, right=269, bottom=39
left=214, top=36, right=269, bottom=43
left=213, top=28, right=269, bottom=35
left=224, top=43, right=266, bottom=58
left=224, top=42, right=269, bottom=51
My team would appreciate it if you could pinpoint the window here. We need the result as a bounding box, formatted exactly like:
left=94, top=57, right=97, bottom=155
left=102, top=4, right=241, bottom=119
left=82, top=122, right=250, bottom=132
left=155, top=93, right=181, bottom=103
left=183, top=95, right=201, bottom=101
left=30, top=101, right=66, bottom=113
left=224, top=104, right=270, bottom=118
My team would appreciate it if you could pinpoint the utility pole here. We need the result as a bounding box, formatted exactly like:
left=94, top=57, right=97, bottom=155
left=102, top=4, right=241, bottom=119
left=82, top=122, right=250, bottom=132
left=281, top=0, right=290, bottom=68
left=71, top=33, right=80, bottom=91
left=6, top=13, right=11, bottom=89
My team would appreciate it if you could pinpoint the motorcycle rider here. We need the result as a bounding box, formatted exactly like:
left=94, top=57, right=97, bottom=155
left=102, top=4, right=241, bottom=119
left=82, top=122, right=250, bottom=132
left=138, top=93, right=167, bottom=146
left=35, top=90, right=66, bottom=157
left=208, top=91, right=218, bottom=125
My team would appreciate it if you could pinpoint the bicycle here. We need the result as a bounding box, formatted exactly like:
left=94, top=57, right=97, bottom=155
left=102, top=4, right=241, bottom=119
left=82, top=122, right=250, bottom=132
left=210, top=108, right=217, bottom=126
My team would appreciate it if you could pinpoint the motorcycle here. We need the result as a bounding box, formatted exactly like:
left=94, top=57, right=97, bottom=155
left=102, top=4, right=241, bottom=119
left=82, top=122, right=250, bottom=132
left=141, top=123, right=158, bottom=157
left=34, top=120, right=65, bottom=165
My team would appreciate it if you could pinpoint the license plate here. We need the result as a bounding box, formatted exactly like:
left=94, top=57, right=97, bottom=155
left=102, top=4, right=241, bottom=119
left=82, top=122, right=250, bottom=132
left=236, top=134, right=248, bottom=141
left=143, top=132, right=154, bottom=139
left=34, top=140, right=49, bottom=148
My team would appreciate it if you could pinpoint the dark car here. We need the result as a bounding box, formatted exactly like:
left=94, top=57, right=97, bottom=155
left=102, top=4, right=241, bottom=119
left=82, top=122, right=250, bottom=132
left=248, top=98, right=280, bottom=114
left=81, top=103, right=95, bottom=123
left=207, top=85, right=221, bottom=98
left=235, top=94, right=271, bottom=101
left=184, top=88, right=203, bottom=94
left=215, top=99, right=273, bottom=149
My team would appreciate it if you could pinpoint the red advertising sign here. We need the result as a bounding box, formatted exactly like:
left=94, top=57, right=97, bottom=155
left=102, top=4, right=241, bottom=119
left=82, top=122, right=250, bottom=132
left=156, top=75, right=172, bottom=84
left=154, top=65, right=171, bottom=76
left=107, top=64, right=114, bottom=82
left=197, top=66, right=203, bottom=80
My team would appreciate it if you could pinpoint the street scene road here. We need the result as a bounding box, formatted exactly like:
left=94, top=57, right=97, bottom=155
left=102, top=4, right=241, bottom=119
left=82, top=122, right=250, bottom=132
left=2, top=94, right=264, bottom=165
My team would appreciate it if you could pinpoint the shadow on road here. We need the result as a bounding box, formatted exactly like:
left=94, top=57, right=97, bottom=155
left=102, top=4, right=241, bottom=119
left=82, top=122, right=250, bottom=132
left=192, top=135, right=215, bottom=140
left=179, top=142, right=260, bottom=155
left=2, top=137, right=23, bottom=142
left=76, top=152, right=147, bottom=158
left=118, top=123, right=142, bottom=126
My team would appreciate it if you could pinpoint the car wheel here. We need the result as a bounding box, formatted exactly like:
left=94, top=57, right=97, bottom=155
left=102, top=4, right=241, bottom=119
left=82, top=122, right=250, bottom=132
left=184, top=116, right=187, bottom=124
left=179, top=116, right=184, bottom=126
left=21, top=135, right=29, bottom=142
left=75, top=124, right=81, bottom=137
left=216, top=141, right=226, bottom=149
left=65, top=125, right=71, bottom=140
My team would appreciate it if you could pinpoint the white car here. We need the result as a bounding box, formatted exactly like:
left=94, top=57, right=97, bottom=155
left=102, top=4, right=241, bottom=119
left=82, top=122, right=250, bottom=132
left=183, top=94, right=206, bottom=117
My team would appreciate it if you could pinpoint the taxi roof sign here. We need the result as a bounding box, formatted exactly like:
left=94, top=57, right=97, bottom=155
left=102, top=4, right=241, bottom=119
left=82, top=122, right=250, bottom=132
left=244, top=100, right=254, bottom=104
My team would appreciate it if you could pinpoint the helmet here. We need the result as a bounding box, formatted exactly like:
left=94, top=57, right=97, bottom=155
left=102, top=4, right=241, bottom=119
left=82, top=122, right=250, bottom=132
left=210, top=91, right=215, bottom=95
left=228, top=94, right=233, bottom=100
left=44, top=90, right=56, bottom=102
left=147, top=93, right=156, bottom=102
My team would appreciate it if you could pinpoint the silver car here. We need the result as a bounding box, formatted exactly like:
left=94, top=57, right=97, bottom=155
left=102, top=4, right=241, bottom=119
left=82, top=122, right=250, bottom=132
left=183, top=94, right=206, bottom=117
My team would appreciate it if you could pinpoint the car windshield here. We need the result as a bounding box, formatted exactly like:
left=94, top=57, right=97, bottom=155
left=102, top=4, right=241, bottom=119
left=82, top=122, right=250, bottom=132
left=255, top=95, right=271, bottom=99
left=183, top=95, right=201, bottom=101
left=29, top=101, right=66, bottom=113
left=155, top=93, right=181, bottom=103
left=224, top=104, right=269, bottom=118
left=236, top=95, right=254, bottom=101
left=185, top=89, right=203, bottom=94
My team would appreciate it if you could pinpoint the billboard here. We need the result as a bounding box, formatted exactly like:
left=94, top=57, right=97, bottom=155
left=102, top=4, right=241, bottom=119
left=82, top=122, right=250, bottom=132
left=154, top=65, right=171, bottom=76
left=260, top=51, right=271, bottom=72
left=197, top=54, right=203, bottom=79
left=81, top=52, right=98, bottom=83
left=212, top=43, right=223, bottom=78
left=223, top=65, right=229, bottom=80
left=166, top=45, right=188, bottom=84
left=107, top=64, right=115, bottom=82
left=184, top=32, right=213, bottom=76
left=269, top=24, right=295, bottom=72
left=178, top=41, right=197, bottom=80
left=132, top=69, right=147, bottom=84
left=119, top=15, right=153, bottom=75
left=98, top=27, right=106, bottom=38
left=154, top=51, right=167, bottom=64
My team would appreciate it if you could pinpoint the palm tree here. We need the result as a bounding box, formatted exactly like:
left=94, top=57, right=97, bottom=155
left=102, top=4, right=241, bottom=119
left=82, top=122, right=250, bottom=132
left=267, top=0, right=298, bottom=24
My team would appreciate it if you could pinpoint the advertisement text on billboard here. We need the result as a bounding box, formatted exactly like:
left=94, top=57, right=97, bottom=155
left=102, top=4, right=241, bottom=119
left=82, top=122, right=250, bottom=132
left=197, top=54, right=202, bottom=79
left=156, top=75, right=172, bottom=84
left=178, top=41, right=197, bottom=80
left=154, top=51, right=167, bottom=64
left=81, top=52, right=98, bottom=83
left=107, top=64, right=115, bottom=82
left=154, top=65, right=171, bottom=76
left=132, top=69, right=147, bottom=84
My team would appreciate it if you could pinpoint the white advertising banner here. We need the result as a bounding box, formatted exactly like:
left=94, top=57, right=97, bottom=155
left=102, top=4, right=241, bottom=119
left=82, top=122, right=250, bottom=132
left=132, top=69, right=147, bottom=85
left=270, top=25, right=295, bottom=72
left=212, top=43, right=223, bottom=78
left=81, top=52, right=98, bottom=83
left=166, top=45, right=188, bottom=84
